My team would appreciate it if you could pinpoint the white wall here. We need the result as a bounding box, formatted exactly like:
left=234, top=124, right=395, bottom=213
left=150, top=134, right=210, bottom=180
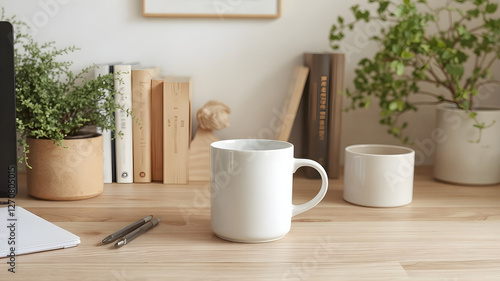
left=3, top=0, right=499, bottom=165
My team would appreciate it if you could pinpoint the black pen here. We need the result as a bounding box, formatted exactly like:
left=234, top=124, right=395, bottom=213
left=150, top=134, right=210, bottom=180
left=114, top=217, right=161, bottom=248
left=102, top=215, right=153, bottom=244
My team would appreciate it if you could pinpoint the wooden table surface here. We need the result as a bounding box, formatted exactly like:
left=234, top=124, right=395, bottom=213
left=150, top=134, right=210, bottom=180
left=3, top=166, right=500, bottom=280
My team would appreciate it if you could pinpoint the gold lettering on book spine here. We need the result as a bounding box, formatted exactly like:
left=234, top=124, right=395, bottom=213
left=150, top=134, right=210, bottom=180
left=319, top=76, right=328, bottom=141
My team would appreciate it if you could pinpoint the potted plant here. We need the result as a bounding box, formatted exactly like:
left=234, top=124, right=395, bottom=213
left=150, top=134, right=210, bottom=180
left=330, top=0, right=500, bottom=184
left=3, top=12, right=123, bottom=199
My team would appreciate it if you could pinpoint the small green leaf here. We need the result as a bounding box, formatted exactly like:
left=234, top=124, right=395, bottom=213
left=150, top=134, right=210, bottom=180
left=442, top=50, right=454, bottom=59
left=397, top=100, right=404, bottom=111
left=394, top=5, right=406, bottom=17
left=401, top=49, right=415, bottom=59
left=378, top=1, right=390, bottom=13
left=420, top=44, right=430, bottom=52
left=389, top=101, right=399, bottom=111
left=445, top=64, right=464, bottom=77
left=392, top=44, right=402, bottom=54
left=364, top=97, right=371, bottom=108
left=390, top=60, right=399, bottom=70
left=396, top=62, right=404, bottom=75
left=473, top=123, right=484, bottom=129
left=467, top=9, right=479, bottom=17
left=486, top=3, right=498, bottom=13
left=457, top=25, right=466, bottom=35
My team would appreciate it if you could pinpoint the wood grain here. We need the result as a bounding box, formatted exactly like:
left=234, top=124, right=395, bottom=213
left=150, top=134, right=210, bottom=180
left=3, top=166, right=499, bottom=280
left=275, top=65, right=309, bottom=142
left=162, top=77, right=191, bottom=184
left=131, top=68, right=158, bottom=183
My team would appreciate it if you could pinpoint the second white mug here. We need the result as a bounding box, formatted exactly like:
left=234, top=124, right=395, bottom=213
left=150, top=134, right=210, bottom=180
left=343, top=144, right=415, bottom=207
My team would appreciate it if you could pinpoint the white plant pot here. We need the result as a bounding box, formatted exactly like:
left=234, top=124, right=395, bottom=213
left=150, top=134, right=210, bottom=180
left=434, top=105, right=500, bottom=185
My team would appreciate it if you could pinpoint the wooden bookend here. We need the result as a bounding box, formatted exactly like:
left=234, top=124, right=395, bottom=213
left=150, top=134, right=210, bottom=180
left=188, top=101, right=231, bottom=182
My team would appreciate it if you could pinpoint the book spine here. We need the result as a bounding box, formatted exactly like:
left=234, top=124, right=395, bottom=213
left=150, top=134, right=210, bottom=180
left=111, top=131, right=116, bottom=183
left=114, top=65, right=134, bottom=183
left=131, top=69, right=156, bottom=183
left=327, top=53, right=345, bottom=179
left=163, top=78, right=191, bottom=184
left=151, top=79, right=164, bottom=182
left=110, top=66, right=117, bottom=182
left=303, top=53, right=330, bottom=178
left=94, top=65, right=113, bottom=183
left=275, top=66, right=309, bottom=141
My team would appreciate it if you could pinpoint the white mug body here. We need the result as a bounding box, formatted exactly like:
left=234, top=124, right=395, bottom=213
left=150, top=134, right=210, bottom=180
left=210, top=139, right=328, bottom=243
left=343, top=144, right=415, bottom=207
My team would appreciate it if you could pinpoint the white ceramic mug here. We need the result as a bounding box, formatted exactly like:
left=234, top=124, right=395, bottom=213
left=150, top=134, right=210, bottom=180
left=343, top=144, right=415, bottom=207
left=210, top=139, right=328, bottom=243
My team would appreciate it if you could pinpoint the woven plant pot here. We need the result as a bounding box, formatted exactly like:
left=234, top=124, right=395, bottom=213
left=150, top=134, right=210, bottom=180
left=26, top=134, right=104, bottom=200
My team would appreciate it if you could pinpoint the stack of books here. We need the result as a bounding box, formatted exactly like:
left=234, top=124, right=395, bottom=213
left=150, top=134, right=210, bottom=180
left=273, top=53, right=345, bottom=179
left=94, top=64, right=192, bottom=184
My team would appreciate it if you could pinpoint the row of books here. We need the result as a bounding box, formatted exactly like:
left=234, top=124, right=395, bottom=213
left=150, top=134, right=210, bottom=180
left=94, top=64, right=191, bottom=184
left=271, top=52, right=345, bottom=179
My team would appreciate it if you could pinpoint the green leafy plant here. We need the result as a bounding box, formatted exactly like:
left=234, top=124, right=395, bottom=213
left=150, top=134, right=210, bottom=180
left=330, top=0, right=500, bottom=143
left=2, top=10, right=123, bottom=164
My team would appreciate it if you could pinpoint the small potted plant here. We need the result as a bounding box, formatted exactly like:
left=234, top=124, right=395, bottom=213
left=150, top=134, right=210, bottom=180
left=330, top=0, right=500, bottom=184
left=4, top=12, right=123, bottom=199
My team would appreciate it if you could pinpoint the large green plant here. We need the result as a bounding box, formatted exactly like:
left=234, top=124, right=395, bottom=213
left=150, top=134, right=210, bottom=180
left=330, top=0, right=500, bottom=142
left=2, top=11, right=123, bottom=163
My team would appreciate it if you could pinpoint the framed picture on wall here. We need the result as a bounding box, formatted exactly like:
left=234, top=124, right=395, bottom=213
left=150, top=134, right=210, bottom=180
left=143, top=0, right=281, bottom=19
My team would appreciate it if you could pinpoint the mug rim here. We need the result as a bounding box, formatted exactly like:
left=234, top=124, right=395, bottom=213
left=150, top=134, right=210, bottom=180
left=345, top=144, right=414, bottom=156
left=211, top=139, right=293, bottom=152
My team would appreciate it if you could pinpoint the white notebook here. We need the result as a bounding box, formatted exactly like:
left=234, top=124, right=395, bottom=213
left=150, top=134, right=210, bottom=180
left=0, top=207, right=80, bottom=257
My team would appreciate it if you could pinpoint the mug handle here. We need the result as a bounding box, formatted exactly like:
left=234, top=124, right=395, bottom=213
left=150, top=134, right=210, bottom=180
left=292, top=159, right=329, bottom=217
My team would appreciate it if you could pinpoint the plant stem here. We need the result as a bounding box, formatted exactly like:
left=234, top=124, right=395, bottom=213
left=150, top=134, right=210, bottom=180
left=414, top=90, right=444, bottom=99
left=411, top=101, right=445, bottom=106
left=424, top=2, right=443, bottom=33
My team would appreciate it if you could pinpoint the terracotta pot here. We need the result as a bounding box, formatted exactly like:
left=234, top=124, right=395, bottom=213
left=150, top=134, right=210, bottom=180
left=434, top=105, right=500, bottom=185
left=26, top=134, right=104, bottom=200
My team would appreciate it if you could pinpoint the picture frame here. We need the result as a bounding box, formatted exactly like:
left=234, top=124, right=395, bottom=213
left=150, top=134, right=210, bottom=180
left=142, top=0, right=281, bottom=19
